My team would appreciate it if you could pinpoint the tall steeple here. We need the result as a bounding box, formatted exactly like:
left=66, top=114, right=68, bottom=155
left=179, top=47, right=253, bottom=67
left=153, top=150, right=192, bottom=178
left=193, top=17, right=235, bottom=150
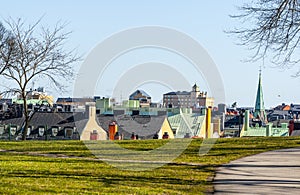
left=254, top=67, right=266, bottom=122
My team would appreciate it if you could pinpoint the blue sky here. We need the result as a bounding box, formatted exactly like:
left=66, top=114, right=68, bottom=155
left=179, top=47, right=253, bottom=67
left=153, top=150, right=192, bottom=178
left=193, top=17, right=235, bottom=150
left=1, top=0, right=300, bottom=108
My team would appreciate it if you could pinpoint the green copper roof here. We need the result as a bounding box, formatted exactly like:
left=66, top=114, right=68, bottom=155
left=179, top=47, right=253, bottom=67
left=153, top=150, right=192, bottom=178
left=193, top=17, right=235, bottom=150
left=168, top=112, right=205, bottom=138
left=254, top=71, right=266, bottom=120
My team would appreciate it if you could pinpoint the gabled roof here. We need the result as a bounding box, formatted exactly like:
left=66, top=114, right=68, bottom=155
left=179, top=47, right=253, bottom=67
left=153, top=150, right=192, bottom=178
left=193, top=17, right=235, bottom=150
left=274, top=104, right=291, bottom=111
left=129, top=90, right=151, bottom=100
left=168, top=113, right=205, bottom=138
left=98, top=115, right=167, bottom=139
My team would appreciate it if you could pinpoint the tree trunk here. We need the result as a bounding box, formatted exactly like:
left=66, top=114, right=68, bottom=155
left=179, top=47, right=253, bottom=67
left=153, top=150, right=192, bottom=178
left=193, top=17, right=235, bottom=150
left=22, top=94, right=29, bottom=140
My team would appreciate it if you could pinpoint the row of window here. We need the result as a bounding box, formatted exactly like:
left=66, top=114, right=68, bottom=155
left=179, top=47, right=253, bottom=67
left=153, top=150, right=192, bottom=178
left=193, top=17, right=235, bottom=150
left=0, top=125, right=75, bottom=137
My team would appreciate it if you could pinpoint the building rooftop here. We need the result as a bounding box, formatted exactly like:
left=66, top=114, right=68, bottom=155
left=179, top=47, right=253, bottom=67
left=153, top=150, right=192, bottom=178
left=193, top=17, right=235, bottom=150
left=98, top=114, right=167, bottom=139
left=0, top=99, right=12, bottom=105
left=129, top=89, right=151, bottom=100
left=0, top=111, right=88, bottom=138
left=164, top=91, right=191, bottom=96
left=56, top=97, right=94, bottom=103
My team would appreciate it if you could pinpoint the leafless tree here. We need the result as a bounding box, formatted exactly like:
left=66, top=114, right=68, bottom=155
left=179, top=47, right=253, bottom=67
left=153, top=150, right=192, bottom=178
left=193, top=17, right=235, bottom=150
left=0, top=18, right=80, bottom=140
left=0, top=22, right=16, bottom=75
left=229, top=0, right=300, bottom=75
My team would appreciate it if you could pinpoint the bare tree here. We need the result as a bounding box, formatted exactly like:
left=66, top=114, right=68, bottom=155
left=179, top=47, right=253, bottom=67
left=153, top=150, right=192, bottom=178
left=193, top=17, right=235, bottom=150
left=0, top=22, right=16, bottom=75
left=0, top=18, right=79, bottom=140
left=229, top=0, right=300, bottom=75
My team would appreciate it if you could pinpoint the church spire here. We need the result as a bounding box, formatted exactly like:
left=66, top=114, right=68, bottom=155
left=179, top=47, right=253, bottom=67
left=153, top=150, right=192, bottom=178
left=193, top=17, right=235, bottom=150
left=254, top=67, right=266, bottom=122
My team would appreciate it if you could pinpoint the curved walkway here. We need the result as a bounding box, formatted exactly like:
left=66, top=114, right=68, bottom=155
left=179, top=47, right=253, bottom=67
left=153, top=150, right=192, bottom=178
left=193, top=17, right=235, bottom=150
left=214, top=147, right=300, bottom=194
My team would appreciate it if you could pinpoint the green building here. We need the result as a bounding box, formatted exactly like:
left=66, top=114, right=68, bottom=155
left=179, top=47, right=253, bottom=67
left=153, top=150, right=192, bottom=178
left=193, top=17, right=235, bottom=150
left=240, top=70, right=288, bottom=137
left=122, top=100, right=140, bottom=108
left=241, top=110, right=288, bottom=137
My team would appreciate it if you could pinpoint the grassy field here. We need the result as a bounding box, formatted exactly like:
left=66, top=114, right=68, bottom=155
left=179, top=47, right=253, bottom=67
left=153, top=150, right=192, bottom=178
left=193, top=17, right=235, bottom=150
left=0, top=137, right=299, bottom=194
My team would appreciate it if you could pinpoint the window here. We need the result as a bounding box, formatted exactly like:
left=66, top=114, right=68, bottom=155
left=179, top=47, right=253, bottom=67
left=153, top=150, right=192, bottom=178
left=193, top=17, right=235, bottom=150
left=65, top=127, right=73, bottom=138
left=38, top=127, right=45, bottom=137
left=52, top=127, right=59, bottom=137
left=10, top=126, right=17, bottom=136
left=27, top=126, right=33, bottom=136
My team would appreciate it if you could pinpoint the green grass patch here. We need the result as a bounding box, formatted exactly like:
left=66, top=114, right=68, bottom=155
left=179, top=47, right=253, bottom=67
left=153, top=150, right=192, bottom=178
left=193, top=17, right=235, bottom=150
left=0, top=137, right=299, bottom=194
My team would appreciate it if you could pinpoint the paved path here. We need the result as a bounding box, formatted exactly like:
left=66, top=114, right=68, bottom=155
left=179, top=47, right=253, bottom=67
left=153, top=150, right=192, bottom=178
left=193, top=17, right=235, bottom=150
left=214, top=147, right=300, bottom=194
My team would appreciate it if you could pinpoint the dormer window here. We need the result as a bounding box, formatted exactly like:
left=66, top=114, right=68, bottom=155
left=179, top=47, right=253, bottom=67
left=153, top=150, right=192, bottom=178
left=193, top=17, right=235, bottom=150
left=65, top=127, right=73, bottom=138
left=51, top=127, right=59, bottom=137
left=27, top=126, right=33, bottom=136
left=38, top=127, right=45, bottom=137
left=10, top=126, right=17, bottom=136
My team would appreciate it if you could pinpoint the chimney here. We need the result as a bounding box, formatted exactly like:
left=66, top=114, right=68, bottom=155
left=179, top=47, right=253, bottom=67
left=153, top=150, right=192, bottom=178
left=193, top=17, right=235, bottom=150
left=85, top=102, right=96, bottom=119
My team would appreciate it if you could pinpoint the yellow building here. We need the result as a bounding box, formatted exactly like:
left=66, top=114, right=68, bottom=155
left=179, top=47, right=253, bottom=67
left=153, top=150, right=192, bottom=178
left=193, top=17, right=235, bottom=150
left=157, top=117, right=175, bottom=139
